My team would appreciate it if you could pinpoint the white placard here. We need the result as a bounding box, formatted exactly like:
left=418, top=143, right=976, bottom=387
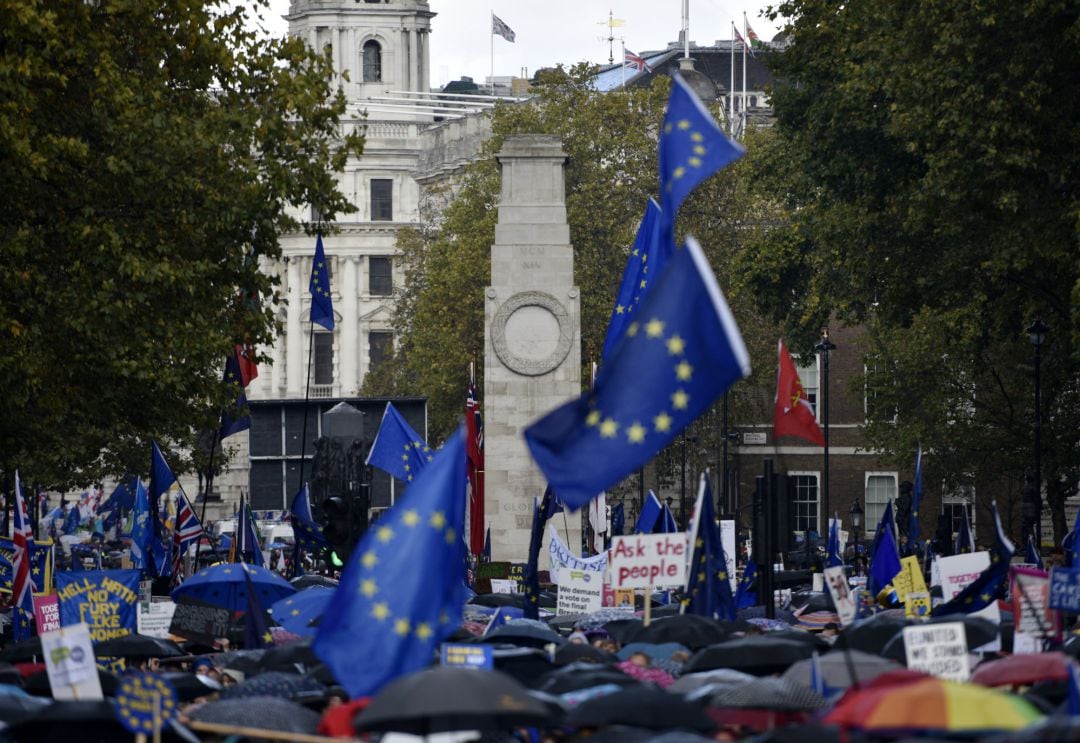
left=137, top=601, right=177, bottom=638
left=489, top=579, right=518, bottom=594
left=548, top=525, right=607, bottom=584
left=937, top=552, right=1000, bottom=649
left=720, top=520, right=736, bottom=592
left=812, top=573, right=824, bottom=592
left=610, top=533, right=688, bottom=588
left=556, top=570, right=604, bottom=615
left=824, top=566, right=857, bottom=626
left=902, top=622, right=970, bottom=681
left=41, top=623, right=103, bottom=701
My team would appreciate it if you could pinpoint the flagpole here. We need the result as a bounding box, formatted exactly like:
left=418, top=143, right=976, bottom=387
left=730, top=23, right=736, bottom=135
left=741, top=13, right=748, bottom=136
left=295, top=233, right=321, bottom=511
left=620, top=41, right=626, bottom=90
left=490, top=11, right=495, bottom=96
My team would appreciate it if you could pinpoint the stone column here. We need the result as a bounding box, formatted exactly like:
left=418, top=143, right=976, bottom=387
left=286, top=257, right=303, bottom=396
left=485, top=135, right=582, bottom=563
left=341, top=256, right=359, bottom=396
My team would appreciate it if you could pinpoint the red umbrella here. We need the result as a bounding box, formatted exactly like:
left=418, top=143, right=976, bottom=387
left=971, top=652, right=1075, bottom=688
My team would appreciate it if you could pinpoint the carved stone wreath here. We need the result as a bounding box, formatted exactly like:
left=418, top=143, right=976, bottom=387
left=490, top=291, right=573, bottom=376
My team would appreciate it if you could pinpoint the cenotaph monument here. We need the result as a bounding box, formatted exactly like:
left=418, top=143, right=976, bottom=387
left=484, top=135, right=582, bottom=561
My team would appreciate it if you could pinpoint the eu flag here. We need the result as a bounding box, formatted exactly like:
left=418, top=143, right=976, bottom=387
left=602, top=199, right=669, bottom=362
left=868, top=518, right=902, bottom=597
left=522, top=486, right=561, bottom=620
left=365, top=402, right=431, bottom=485
left=934, top=502, right=1014, bottom=617
left=524, top=236, right=750, bottom=509
left=314, top=428, right=469, bottom=698
left=658, top=74, right=745, bottom=248
left=130, top=481, right=151, bottom=572
left=220, top=354, right=251, bottom=440
left=149, top=442, right=180, bottom=578
left=826, top=514, right=843, bottom=568
left=735, top=557, right=758, bottom=609
left=683, top=474, right=735, bottom=621
left=289, top=485, right=327, bottom=552
left=309, top=234, right=335, bottom=331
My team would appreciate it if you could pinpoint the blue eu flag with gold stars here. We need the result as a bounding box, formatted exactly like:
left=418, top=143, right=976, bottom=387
left=934, top=501, right=1014, bottom=617
left=658, top=74, right=745, bottom=248
left=602, top=199, right=668, bottom=362
left=314, top=428, right=469, bottom=698
left=683, top=474, right=735, bottom=621
left=525, top=237, right=750, bottom=509
left=365, top=402, right=432, bottom=485
left=310, top=234, right=334, bottom=331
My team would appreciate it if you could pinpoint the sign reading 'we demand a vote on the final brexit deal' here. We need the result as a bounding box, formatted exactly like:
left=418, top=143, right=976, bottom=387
left=56, top=570, right=140, bottom=642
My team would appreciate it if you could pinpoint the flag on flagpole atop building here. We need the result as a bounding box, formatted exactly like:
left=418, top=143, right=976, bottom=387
left=623, top=48, right=652, bottom=72
left=774, top=339, right=826, bottom=446
left=492, top=14, right=516, bottom=42
left=309, top=234, right=335, bottom=331
left=744, top=18, right=763, bottom=56
left=524, top=237, right=750, bottom=509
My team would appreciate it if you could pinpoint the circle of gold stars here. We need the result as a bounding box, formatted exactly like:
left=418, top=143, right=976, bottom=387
left=115, top=674, right=176, bottom=733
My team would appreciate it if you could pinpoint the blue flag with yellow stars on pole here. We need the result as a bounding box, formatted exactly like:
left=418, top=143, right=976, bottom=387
left=309, top=234, right=335, bottom=331
left=365, top=402, right=432, bottom=485
left=522, top=486, right=561, bottom=620
left=314, top=428, right=469, bottom=698
left=602, top=199, right=668, bottom=362
left=934, top=501, right=1014, bottom=617
left=658, top=74, right=745, bottom=249
left=826, top=514, right=843, bottom=568
left=735, top=556, right=758, bottom=609
left=683, top=473, right=735, bottom=621
left=524, top=236, right=750, bottom=510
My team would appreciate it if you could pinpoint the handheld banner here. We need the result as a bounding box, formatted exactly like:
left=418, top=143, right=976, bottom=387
left=548, top=525, right=607, bottom=584
left=824, top=566, right=857, bottom=626
left=1010, top=566, right=1053, bottom=638
left=902, top=622, right=970, bottom=681
left=1049, top=566, right=1080, bottom=612
left=56, top=569, right=140, bottom=643
left=41, top=623, right=103, bottom=701
left=33, top=594, right=61, bottom=635
left=556, top=570, right=604, bottom=615
left=610, top=533, right=687, bottom=589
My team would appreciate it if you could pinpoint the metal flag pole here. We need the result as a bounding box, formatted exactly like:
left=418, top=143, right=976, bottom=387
left=490, top=11, right=495, bottom=96
left=730, top=23, right=736, bottom=135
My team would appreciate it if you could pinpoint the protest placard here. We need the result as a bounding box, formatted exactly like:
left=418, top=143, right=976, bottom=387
left=41, top=622, right=103, bottom=701
left=1049, top=566, right=1080, bottom=612
left=903, top=622, right=970, bottom=681
left=56, top=569, right=140, bottom=643
left=720, top=520, right=736, bottom=591
left=937, top=552, right=1000, bottom=647
left=610, top=533, right=687, bottom=589
left=1010, top=566, right=1053, bottom=637
left=441, top=643, right=494, bottom=669
left=34, top=594, right=61, bottom=634
left=509, top=563, right=526, bottom=592
left=824, top=566, right=856, bottom=626
left=892, top=556, right=931, bottom=619
left=556, top=570, right=604, bottom=615
left=168, top=596, right=233, bottom=646
left=137, top=601, right=178, bottom=639
left=115, top=672, right=178, bottom=735
left=548, top=526, right=606, bottom=584
left=489, top=579, right=518, bottom=594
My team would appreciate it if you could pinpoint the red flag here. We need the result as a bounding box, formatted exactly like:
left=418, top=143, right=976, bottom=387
left=235, top=343, right=258, bottom=387
left=774, top=339, right=826, bottom=446
left=465, top=383, right=485, bottom=556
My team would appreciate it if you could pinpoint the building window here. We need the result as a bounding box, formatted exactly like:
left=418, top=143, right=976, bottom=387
left=369, top=256, right=393, bottom=295
left=313, top=332, right=334, bottom=385
left=363, top=40, right=382, bottom=82
left=369, top=331, right=393, bottom=370
left=865, top=472, right=898, bottom=535
left=798, top=359, right=819, bottom=418
left=371, top=179, right=392, bottom=221
left=789, top=472, right=819, bottom=536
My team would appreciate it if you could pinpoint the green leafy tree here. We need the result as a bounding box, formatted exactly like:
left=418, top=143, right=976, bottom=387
left=0, top=0, right=363, bottom=487
left=743, top=0, right=1080, bottom=540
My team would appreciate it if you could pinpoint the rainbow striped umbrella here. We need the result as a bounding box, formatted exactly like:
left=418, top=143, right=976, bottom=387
left=825, top=675, right=1043, bottom=734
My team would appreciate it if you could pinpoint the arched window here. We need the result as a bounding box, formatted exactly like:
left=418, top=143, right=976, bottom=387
left=363, top=40, right=382, bottom=82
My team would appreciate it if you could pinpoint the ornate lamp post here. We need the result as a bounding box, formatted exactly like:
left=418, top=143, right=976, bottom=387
left=1027, top=317, right=1048, bottom=547
left=849, top=497, right=864, bottom=562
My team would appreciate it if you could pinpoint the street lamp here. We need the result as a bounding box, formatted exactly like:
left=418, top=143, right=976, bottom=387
left=815, top=329, right=837, bottom=524
left=1027, top=317, right=1048, bottom=547
left=849, top=497, right=864, bottom=559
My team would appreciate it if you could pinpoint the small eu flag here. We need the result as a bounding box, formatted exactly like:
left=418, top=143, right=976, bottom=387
left=524, top=236, right=750, bottom=509
left=602, top=199, right=669, bottom=362
left=309, top=234, right=334, bottom=331
left=658, top=74, right=745, bottom=248
left=522, top=486, right=561, bottom=620
left=314, top=428, right=469, bottom=698
left=289, top=485, right=327, bottom=552
left=868, top=516, right=902, bottom=597
left=130, top=481, right=151, bottom=572
left=634, top=491, right=663, bottom=534
left=683, top=474, right=735, bottom=621
left=934, top=502, right=1014, bottom=617
left=365, top=402, right=432, bottom=484
left=735, top=556, right=758, bottom=609
left=826, top=514, right=843, bottom=568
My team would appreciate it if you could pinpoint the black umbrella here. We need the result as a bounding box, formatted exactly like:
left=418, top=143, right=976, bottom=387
left=221, top=670, right=325, bottom=700
left=791, top=591, right=836, bottom=612
left=683, top=636, right=819, bottom=676
left=760, top=629, right=831, bottom=650
left=710, top=676, right=829, bottom=711
left=833, top=613, right=911, bottom=654
left=257, top=637, right=319, bottom=671
left=533, top=662, right=641, bottom=694
left=628, top=614, right=729, bottom=650
left=0, top=694, right=49, bottom=725
left=188, top=697, right=321, bottom=735
left=880, top=615, right=999, bottom=663
left=482, top=623, right=567, bottom=649
left=353, top=666, right=551, bottom=734
left=554, top=642, right=617, bottom=666
left=0, top=636, right=42, bottom=663
left=603, top=618, right=645, bottom=645
left=24, top=668, right=119, bottom=698
left=94, top=633, right=184, bottom=659
left=739, top=606, right=798, bottom=624
left=564, top=686, right=714, bottom=732
left=6, top=700, right=197, bottom=743
left=491, top=646, right=556, bottom=685
left=217, top=648, right=266, bottom=675
left=289, top=574, right=339, bottom=590
left=158, top=671, right=222, bottom=702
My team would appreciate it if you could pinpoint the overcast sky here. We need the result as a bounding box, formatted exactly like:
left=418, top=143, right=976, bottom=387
left=263, top=1, right=783, bottom=88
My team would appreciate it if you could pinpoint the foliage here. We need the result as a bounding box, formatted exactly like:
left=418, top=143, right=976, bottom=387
left=0, top=0, right=363, bottom=487
left=748, top=0, right=1080, bottom=538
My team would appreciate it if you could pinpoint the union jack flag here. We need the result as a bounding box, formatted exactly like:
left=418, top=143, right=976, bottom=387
left=623, top=49, right=652, bottom=73
left=12, top=472, right=35, bottom=618
left=170, top=491, right=204, bottom=586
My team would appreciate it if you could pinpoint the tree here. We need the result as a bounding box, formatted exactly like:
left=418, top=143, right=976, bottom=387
left=0, top=0, right=363, bottom=487
left=743, top=0, right=1080, bottom=540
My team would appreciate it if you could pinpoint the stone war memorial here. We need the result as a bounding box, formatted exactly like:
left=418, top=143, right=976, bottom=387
left=484, top=135, right=582, bottom=562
